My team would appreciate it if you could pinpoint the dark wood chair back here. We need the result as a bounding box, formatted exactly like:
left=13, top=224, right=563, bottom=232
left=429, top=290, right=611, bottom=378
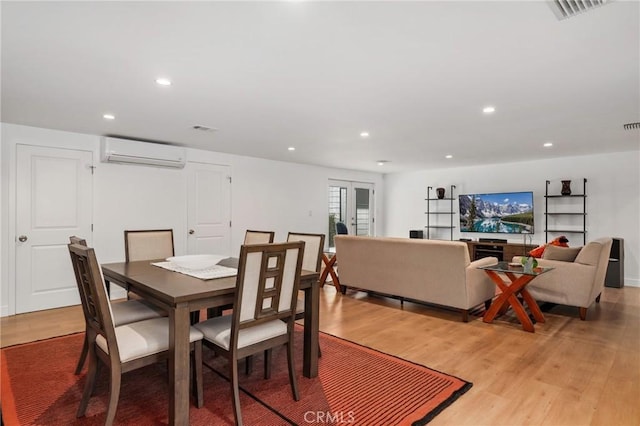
left=69, top=235, right=87, bottom=246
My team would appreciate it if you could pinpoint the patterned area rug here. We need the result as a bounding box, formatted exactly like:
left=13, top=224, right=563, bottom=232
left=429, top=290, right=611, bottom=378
left=1, top=327, right=471, bottom=425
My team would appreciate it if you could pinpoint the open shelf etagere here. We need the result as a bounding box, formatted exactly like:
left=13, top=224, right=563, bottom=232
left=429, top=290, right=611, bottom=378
left=425, top=185, right=456, bottom=240
left=544, top=178, right=587, bottom=245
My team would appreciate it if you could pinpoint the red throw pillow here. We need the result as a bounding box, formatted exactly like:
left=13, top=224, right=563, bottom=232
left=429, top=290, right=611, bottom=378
left=548, top=236, right=569, bottom=248
left=529, top=245, right=546, bottom=258
left=528, top=236, right=570, bottom=258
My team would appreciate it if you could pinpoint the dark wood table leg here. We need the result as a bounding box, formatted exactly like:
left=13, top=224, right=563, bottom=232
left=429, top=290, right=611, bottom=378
left=483, top=270, right=538, bottom=333
left=169, top=303, right=191, bottom=426
left=302, top=279, right=319, bottom=378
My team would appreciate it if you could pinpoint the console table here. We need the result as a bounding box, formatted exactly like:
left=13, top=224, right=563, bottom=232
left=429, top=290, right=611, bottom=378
left=466, top=241, right=538, bottom=262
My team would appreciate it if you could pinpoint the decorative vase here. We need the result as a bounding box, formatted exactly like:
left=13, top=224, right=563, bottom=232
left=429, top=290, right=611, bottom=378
left=521, top=256, right=538, bottom=273
left=436, top=187, right=446, bottom=199
left=561, top=180, right=572, bottom=196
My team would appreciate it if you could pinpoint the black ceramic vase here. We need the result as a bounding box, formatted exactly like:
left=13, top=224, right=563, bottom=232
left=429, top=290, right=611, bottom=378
left=436, top=187, right=446, bottom=199
left=561, top=180, right=572, bottom=196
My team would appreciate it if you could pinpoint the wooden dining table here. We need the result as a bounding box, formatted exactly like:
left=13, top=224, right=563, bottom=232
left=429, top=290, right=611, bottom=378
left=101, top=258, right=320, bottom=426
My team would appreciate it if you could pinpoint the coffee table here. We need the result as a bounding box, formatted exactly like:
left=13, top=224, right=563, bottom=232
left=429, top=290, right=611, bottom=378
left=478, top=261, right=553, bottom=332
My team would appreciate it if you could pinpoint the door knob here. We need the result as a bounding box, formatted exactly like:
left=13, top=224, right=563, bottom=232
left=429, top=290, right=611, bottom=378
left=189, top=229, right=195, bottom=235
left=18, top=235, right=28, bottom=242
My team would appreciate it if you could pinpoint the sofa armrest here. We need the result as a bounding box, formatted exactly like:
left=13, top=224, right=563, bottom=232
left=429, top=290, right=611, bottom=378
left=465, top=256, right=500, bottom=308
left=526, top=259, right=597, bottom=306
left=469, top=256, right=500, bottom=269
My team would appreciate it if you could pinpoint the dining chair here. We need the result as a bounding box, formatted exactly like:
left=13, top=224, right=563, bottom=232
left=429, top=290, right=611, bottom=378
left=287, top=232, right=324, bottom=315
left=205, top=229, right=275, bottom=322
left=124, top=229, right=175, bottom=262
left=335, top=221, right=349, bottom=235
left=288, top=232, right=325, bottom=356
left=68, top=236, right=166, bottom=375
left=123, top=229, right=204, bottom=323
left=69, top=243, right=204, bottom=426
left=243, top=229, right=275, bottom=245
left=245, top=232, right=325, bottom=372
left=194, top=241, right=305, bottom=426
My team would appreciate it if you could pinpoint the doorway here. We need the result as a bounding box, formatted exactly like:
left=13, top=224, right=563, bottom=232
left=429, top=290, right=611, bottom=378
left=327, top=179, right=374, bottom=248
left=15, top=145, right=93, bottom=313
left=186, top=162, right=232, bottom=256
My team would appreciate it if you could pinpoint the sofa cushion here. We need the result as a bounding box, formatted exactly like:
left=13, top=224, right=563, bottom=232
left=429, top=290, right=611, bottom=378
left=542, top=245, right=582, bottom=262
left=575, top=242, right=603, bottom=266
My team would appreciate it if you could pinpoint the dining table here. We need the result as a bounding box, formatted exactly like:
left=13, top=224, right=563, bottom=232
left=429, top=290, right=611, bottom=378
left=101, top=257, right=320, bottom=426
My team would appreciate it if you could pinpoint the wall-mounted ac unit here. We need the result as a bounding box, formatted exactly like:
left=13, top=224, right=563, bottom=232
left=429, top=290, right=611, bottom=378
left=100, top=137, right=186, bottom=168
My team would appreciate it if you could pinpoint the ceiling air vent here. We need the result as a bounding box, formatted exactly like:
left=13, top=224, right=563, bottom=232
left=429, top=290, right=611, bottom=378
left=192, top=125, right=217, bottom=132
left=548, top=0, right=613, bottom=20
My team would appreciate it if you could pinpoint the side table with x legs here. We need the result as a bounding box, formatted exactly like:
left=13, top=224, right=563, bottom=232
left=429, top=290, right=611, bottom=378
left=478, top=261, right=553, bottom=333
left=319, top=250, right=341, bottom=293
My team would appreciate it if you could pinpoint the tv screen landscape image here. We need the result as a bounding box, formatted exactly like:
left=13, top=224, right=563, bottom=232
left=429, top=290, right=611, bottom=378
left=459, top=191, right=534, bottom=234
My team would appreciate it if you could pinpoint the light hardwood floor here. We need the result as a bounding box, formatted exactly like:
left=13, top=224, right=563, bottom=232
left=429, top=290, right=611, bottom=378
left=2, top=285, right=639, bottom=426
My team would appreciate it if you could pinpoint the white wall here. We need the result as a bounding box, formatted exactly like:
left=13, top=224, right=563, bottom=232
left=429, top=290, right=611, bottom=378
left=4, top=122, right=637, bottom=317
left=1, top=123, right=383, bottom=316
left=383, top=151, right=640, bottom=286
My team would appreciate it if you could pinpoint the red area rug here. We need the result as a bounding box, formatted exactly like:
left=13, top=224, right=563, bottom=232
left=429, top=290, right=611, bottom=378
left=1, top=328, right=471, bottom=425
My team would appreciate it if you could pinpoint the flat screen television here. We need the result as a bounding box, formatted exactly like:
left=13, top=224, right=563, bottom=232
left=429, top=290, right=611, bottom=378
left=458, top=191, right=534, bottom=234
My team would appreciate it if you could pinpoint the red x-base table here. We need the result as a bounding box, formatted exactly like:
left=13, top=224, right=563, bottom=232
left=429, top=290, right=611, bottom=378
left=479, top=261, right=553, bottom=333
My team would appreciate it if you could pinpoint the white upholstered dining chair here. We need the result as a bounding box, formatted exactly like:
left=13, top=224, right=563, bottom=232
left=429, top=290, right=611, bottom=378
left=194, top=241, right=305, bottom=426
left=287, top=232, right=325, bottom=355
left=287, top=232, right=325, bottom=274
left=243, top=229, right=275, bottom=245
left=68, top=236, right=165, bottom=375
left=69, top=242, right=204, bottom=426
left=123, top=229, right=204, bottom=323
left=124, top=229, right=175, bottom=261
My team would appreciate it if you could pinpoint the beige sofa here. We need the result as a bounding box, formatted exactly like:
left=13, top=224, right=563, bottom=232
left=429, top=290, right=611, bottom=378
left=515, top=237, right=613, bottom=320
left=334, top=235, right=498, bottom=321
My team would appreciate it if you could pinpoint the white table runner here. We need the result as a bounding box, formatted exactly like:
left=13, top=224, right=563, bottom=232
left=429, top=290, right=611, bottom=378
left=152, top=261, right=237, bottom=280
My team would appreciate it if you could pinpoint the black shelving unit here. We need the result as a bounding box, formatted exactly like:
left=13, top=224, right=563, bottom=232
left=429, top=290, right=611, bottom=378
left=544, top=178, right=587, bottom=245
left=425, top=185, right=456, bottom=240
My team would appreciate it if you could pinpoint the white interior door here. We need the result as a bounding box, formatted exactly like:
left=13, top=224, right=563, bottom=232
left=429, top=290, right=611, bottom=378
left=186, top=162, right=231, bottom=256
left=15, top=145, right=93, bottom=313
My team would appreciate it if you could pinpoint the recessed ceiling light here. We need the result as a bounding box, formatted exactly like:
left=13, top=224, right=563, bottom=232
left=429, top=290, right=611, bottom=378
left=288, top=147, right=295, bottom=151
left=360, top=132, right=370, bottom=138
left=156, top=78, right=172, bottom=86
left=543, top=142, right=553, bottom=147
left=483, top=106, right=496, bottom=114
left=445, top=154, right=453, bottom=159
left=103, top=114, right=115, bottom=120
left=377, top=160, right=389, bottom=166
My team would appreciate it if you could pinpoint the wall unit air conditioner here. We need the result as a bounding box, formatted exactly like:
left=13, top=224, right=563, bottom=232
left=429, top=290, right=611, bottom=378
left=100, top=137, right=186, bottom=168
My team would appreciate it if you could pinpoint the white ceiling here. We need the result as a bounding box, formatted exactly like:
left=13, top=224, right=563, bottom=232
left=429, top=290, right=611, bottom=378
left=2, top=1, right=639, bottom=173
